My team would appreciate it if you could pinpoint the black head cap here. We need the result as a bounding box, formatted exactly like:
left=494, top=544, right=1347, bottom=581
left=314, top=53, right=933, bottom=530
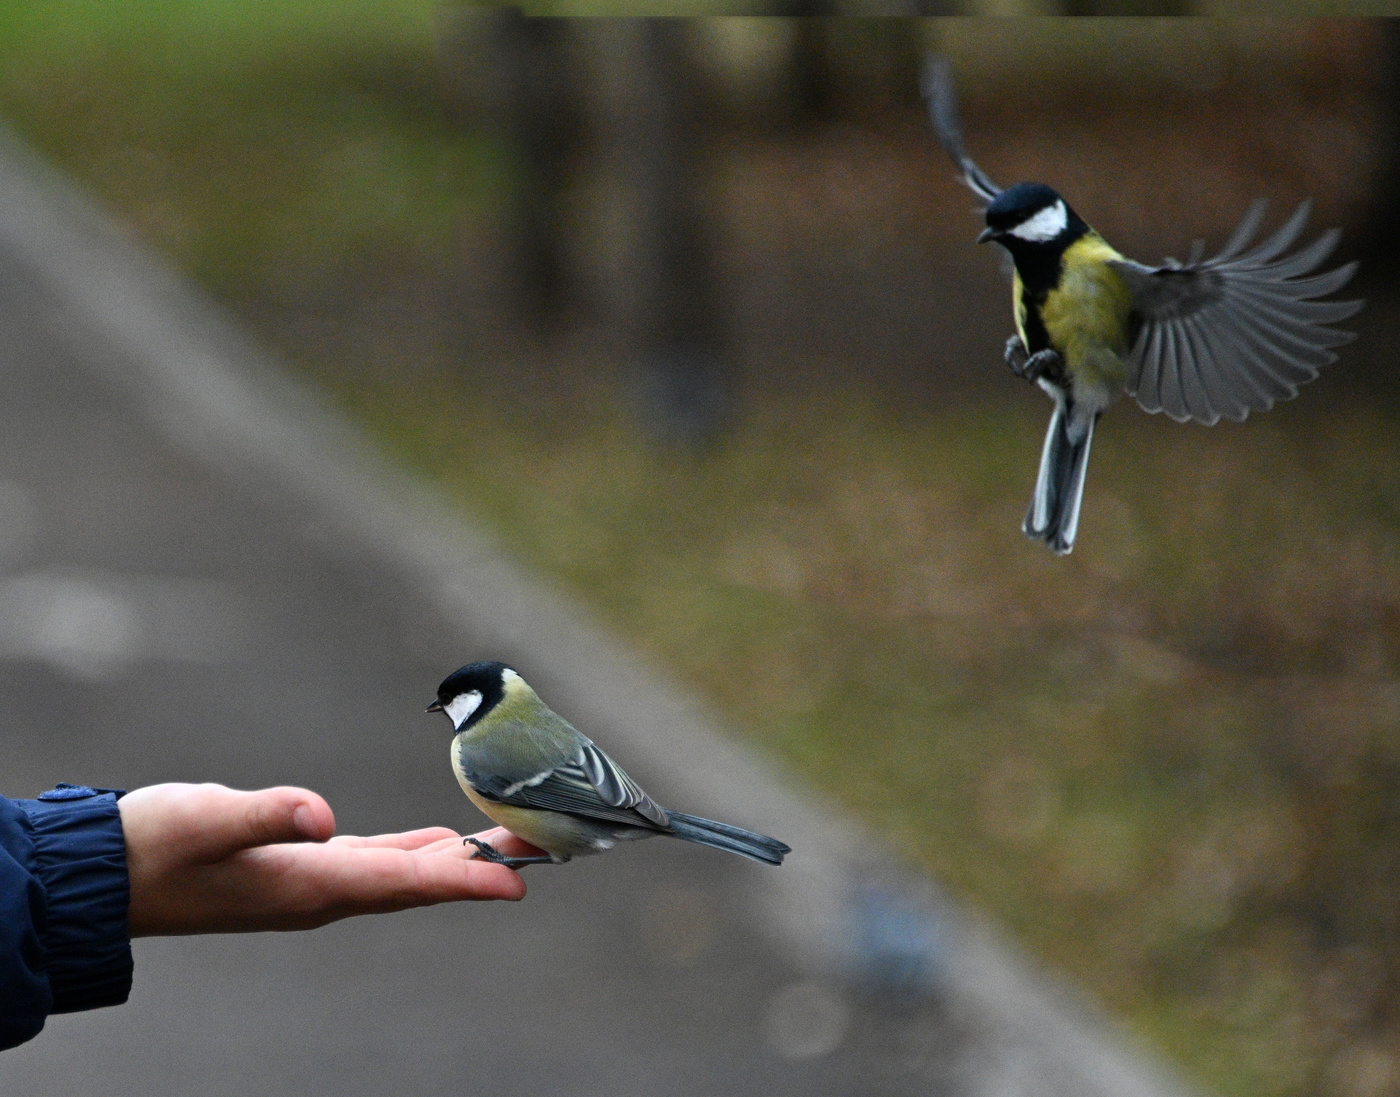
left=426, top=660, right=513, bottom=730
left=981, top=182, right=1083, bottom=245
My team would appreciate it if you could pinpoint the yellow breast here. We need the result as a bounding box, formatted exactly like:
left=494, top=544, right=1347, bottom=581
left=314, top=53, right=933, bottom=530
left=1042, top=235, right=1133, bottom=387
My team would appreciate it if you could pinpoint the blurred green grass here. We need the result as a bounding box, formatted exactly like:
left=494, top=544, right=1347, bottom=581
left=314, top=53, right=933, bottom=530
left=1, top=9, right=1398, bottom=1097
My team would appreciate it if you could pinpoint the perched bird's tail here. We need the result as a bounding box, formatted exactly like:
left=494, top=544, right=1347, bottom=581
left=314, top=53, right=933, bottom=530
left=665, top=811, right=790, bottom=865
left=1024, top=400, right=1096, bottom=556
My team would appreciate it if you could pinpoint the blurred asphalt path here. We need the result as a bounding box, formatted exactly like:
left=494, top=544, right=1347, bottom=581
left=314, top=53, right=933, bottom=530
left=0, top=131, right=1196, bottom=1097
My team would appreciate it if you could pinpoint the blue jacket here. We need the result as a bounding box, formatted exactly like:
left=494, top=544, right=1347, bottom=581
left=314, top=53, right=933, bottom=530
left=0, top=785, right=132, bottom=1050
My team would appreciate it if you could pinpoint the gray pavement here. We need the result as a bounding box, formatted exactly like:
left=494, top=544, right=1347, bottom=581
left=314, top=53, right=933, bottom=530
left=0, top=130, right=1196, bottom=1097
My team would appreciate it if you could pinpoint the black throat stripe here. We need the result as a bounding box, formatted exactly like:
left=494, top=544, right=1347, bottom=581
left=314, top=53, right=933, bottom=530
left=1005, top=224, right=1088, bottom=358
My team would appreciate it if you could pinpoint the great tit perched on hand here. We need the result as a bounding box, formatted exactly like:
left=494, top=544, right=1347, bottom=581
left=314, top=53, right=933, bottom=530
left=427, top=661, right=791, bottom=868
left=922, top=57, right=1361, bottom=556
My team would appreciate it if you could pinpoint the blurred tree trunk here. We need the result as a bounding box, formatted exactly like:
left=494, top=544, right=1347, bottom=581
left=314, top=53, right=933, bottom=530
left=438, top=7, right=580, bottom=335
left=778, top=4, right=837, bottom=125
left=767, top=16, right=926, bottom=124
left=595, top=19, right=728, bottom=447
left=1365, top=19, right=1400, bottom=276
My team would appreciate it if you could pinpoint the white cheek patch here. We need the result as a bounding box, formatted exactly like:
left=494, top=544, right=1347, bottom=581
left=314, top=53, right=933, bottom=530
left=445, top=689, right=483, bottom=729
left=1009, top=200, right=1068, bottom=243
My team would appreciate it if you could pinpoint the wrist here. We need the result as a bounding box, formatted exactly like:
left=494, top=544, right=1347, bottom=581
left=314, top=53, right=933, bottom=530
left=19, top=785, right=133, bottom=1013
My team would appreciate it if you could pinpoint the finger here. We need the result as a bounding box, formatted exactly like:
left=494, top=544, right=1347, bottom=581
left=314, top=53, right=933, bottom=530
left=470, top=863, right=528, bottom=899
left=409, top=830, right=541, bottom=858
left=400, top=855, right=528, bottom=903
left=378, top=829, right=522, bottom=858
left=263, top=842, right=528, bottom=922
left=415, top=835, right=478, bottom=854
left=321, top=829, right=547, bottom=859
left=330, top=827, right=459, bottom=851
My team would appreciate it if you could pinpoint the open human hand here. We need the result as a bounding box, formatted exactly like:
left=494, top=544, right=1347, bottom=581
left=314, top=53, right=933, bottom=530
left=119, top=783, right=536, bottom=936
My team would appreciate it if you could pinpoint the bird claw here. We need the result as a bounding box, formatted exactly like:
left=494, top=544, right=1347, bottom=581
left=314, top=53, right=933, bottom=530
left=1004, top=335, right=1029, bottom=375
left=1010, top=344, right=1064, bottom=385
left=463, top=836, right=555, bottom=869
left=464, top=836, right=508, bottom=862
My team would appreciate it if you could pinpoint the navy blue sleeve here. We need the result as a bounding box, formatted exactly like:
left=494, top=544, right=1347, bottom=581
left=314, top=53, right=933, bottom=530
left=0, top=795, right=49, bottom=1049
left=0, top=785, right=133, bottom=1051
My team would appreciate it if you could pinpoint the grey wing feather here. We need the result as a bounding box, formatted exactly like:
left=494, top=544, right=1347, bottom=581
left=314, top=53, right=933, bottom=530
left=1213, top=199, right=1269, bottom=262
left=466, top=738, right=670, bottom=830
left=1111, top=201, right=1361, bottom=425
left=921, top=55, right=1000, bottom=205
left=576, top=740, right=669, bottom=826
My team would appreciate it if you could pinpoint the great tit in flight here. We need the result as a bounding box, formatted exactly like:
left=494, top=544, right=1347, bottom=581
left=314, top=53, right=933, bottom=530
left=427, top=661, right=790, bottom=868
left=922, top=57, right=1361, bottom=555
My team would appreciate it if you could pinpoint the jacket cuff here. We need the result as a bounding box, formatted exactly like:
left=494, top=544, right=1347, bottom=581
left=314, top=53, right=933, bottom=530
left=20, top=785, right=133, bottom=1014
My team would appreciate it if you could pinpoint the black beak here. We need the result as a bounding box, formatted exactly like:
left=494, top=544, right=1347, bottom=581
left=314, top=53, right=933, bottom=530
left=977, top=227, right=997, bottom=244
left=425, top=700, right=444, bottom=714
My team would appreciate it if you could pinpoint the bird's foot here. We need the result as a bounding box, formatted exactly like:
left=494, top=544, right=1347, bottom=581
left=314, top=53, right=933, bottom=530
left=463, top=836, right=556, bottom=869
left=1004, top=336, right=1029, bottom=375
left=1020, top=349, right=1064, bottom=385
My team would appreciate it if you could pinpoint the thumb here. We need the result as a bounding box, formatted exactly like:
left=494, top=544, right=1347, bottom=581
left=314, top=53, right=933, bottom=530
left=191, top=786, right=336, bottom=861
left=237, top=786, right=336, bottom=849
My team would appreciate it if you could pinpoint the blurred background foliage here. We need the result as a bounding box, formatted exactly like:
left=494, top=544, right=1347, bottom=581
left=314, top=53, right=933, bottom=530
left=0, top=7, right=1398, bottom=1097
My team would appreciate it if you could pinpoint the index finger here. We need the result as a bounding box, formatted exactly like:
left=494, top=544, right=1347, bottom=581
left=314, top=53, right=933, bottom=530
left=330, top=827, right=460, bottom=851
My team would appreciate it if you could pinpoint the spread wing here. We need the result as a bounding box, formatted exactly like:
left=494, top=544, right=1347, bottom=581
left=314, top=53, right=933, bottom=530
left=1110, top=200, right=1362, bottom=425
left=464, top=737, right=670, bottom=831
left=921, top=55, right=1000, bottom=205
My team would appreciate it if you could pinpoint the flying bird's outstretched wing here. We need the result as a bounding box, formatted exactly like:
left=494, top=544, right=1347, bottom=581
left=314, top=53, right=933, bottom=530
left=921, top=55, right=1000, bottom=205
left=1110, top=200, right=1362, bottom=425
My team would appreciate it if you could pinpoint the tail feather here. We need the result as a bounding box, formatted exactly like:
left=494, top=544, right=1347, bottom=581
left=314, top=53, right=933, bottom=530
left=1024, top=403, right=1096, bottom=556
left=665, top=810, right=790, bottom=866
